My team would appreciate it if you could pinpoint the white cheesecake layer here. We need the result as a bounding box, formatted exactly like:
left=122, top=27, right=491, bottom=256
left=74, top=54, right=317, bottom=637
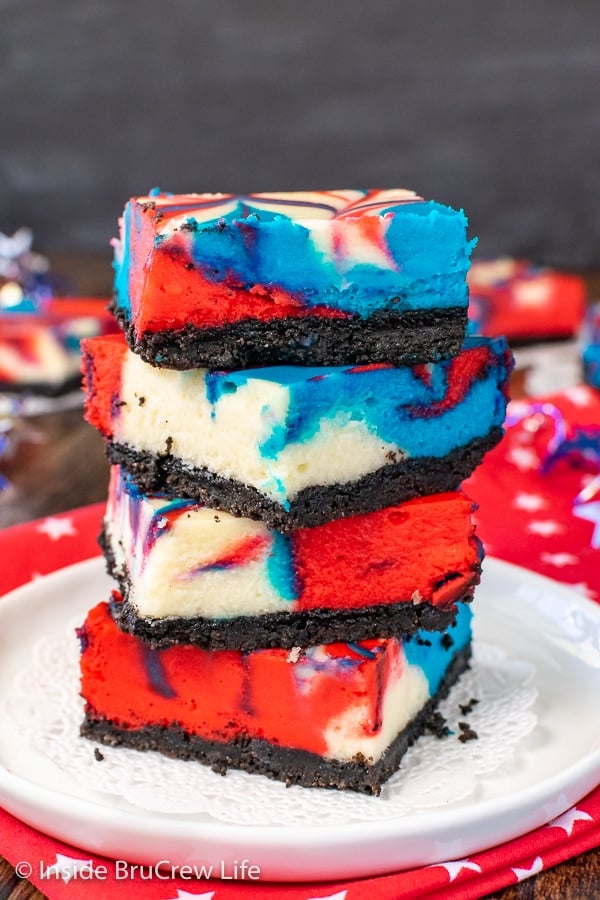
left=106, top=471, right=291, bottom=618
left=324, top=649, right=429, bottom=763
left=117, top=352, right=399, bottom=505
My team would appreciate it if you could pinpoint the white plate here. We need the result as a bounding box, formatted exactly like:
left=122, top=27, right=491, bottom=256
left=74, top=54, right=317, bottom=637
left=0, top=556, right=599, bottom=882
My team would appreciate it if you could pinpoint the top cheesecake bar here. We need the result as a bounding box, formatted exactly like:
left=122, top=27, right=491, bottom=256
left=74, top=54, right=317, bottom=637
left=112, top=189, right=476, bottom=369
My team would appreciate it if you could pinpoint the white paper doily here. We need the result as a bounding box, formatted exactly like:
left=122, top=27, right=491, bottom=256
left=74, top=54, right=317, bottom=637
left=4, top=624, right=537, bottom=826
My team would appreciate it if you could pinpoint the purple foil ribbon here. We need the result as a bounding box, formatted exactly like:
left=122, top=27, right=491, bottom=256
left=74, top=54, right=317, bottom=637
left=0, top=424, right=11, bottom=491
left=508, top=400, right=600, bottom=549
left=506, top=402, right=568, bottom=472
left=507, top=401, right=600, bottom=471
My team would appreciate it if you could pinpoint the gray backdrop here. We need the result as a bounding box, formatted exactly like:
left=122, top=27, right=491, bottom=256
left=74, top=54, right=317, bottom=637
left=1, top=1, right=599, bottom=267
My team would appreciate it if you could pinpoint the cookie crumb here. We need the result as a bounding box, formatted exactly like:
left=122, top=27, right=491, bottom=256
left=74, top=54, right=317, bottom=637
left=426, top=711, right=450, bottom=738
left=458, top=721, right=478, bottom=743
left=94, top=748, right=104, bottom=762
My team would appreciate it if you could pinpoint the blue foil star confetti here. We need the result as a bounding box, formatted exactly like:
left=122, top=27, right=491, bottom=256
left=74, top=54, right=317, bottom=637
left=0, top=440, right=9, bottom=491
left=0, top=227, right=54, bottom=312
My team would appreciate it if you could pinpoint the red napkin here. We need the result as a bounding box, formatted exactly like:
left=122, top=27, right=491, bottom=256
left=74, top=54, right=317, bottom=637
left=1, top=386, right=599, bottom=899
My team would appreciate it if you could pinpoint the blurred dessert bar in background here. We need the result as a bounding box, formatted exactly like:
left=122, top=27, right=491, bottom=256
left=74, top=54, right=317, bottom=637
left=0, top=227, right=115, bottom=396
left=468, top=257, right=586, bottom=341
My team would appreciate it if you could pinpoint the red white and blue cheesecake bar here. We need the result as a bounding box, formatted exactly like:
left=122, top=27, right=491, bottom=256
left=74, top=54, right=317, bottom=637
left=102, top=465, right=482, bottom=649
left=582, top=303, right=600, bottom=389
left=82, top=333, right=511, bottom=530
left=0, top=298, right=116, bottom=395
left=467, top=257, right=586, bottom=341
left=79, top=597, right=473, bottom=795
left=112, top=189, right=476, bottom=368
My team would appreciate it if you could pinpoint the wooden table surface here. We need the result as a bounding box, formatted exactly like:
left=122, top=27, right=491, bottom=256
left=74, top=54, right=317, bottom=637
left=0, top=256, right=598, bottom=898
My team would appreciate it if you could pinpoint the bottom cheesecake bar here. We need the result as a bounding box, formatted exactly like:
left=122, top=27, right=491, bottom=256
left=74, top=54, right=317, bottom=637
left=79, top=598, right=472, bottom=795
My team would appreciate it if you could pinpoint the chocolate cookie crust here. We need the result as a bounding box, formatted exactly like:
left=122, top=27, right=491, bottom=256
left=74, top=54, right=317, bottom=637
left=81, top=643, right=471, bottom=795
left=105, top=428, right=503, bottom=532
left=102, top=526, right=477, bottom=649
left=112, top=304, right=468, bottom=370
left=0, top=373, right=82, bottom=398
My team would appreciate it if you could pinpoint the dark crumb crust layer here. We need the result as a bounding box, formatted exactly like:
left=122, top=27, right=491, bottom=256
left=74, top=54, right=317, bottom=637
left=111, top=303, right=468, bottom=370
left=81, top=643, right=471, bottom=795
left=0, top=372, right=82, bottom=398
left=105, top=428, right=503, bottom=532
left=101, top=528, right=478, bottom=649
left=111, top=590, right=472, bottom=651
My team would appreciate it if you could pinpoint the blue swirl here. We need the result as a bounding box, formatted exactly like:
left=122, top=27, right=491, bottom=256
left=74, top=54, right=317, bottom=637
left=114, top=197, right=475, bottom=319
left=404, top=602, right=473, bottom=695
left=205, top=338, right=509, bottom=471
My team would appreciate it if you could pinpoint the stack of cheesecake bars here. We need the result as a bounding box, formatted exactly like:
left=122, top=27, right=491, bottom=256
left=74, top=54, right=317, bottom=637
left=78, top=190, right=511, bottom=795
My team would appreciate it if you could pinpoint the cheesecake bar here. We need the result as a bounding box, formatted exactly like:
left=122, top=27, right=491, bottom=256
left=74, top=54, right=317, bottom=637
left=0, top=298, right=116, bottom=395
left=467, top=258, right=586, bottom=341
left=112, top=189, right=476, bottom=368
left=582, top=303, right=600, bottom=389
left=82, top=333, right=512, bottom=530
left=103, top=466, right=482, bottom=649
left=79, top=598, right=473, bottom=795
